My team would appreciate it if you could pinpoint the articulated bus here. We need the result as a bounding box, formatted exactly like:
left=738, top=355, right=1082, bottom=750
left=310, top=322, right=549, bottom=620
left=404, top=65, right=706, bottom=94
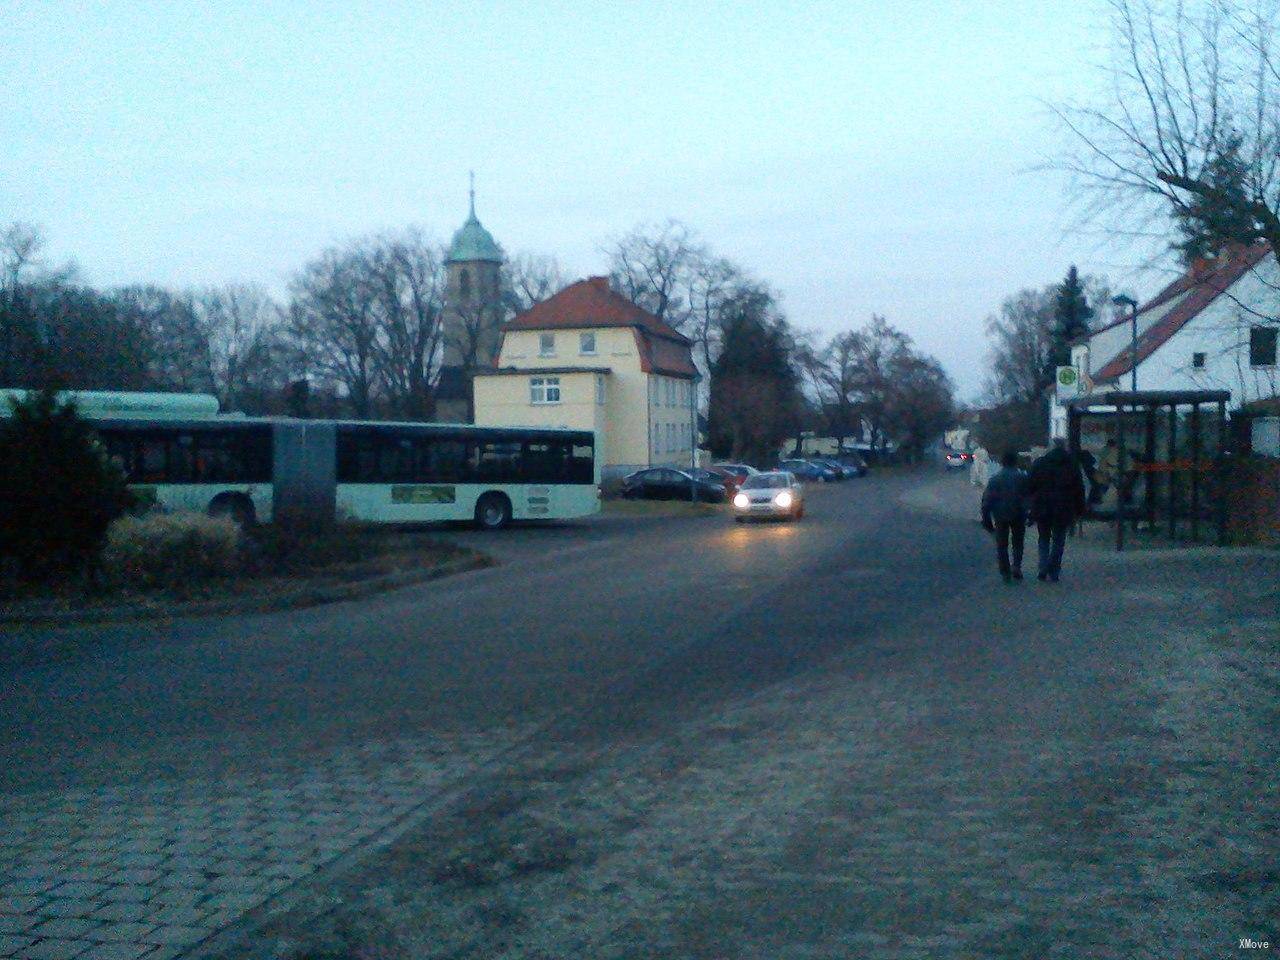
left=1, top=391, right=600, bottom=529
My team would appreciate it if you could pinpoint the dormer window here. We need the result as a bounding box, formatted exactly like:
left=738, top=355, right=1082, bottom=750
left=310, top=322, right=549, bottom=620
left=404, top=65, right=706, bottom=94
left=580, top=332, right=597, bottom=355
left=539, top=333, right=555, bottom=357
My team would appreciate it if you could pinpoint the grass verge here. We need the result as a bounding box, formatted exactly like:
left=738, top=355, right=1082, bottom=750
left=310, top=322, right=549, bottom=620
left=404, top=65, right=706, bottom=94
left=0, top=520, right=493, bottom=629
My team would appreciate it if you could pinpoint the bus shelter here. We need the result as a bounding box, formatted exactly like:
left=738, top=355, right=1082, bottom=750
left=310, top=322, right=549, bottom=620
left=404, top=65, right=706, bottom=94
left=1066, top=389, right=1231, bottom=550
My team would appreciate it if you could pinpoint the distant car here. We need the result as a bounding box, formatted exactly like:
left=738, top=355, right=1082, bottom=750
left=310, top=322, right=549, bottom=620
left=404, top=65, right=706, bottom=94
left=692, top=466, right=740, bottom=495
left=835, top=453, right=869, bottom=477
left=732, top=471, right=805, bottom=522
left=779, top=459, right=838, bottom=483
left=812, top=458, right=856, bottom=480
left=944, top=450, right=972, bottom=471
left=621, top=467, right=726, bottom=502
left=713, top=463, right=760, bottom=489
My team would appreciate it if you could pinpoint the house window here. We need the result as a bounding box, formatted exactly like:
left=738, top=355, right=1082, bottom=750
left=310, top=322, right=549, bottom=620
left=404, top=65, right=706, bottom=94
left=539, top=333, right=556, bottom=357
left=595, top=375, right=605, bottom=405
left=1250, top=326, right=1277, bottom=366
left=1192, top=352, right=1206, bottom=369
left=580, top=332, right=596, bottom=355
left=459, top=269, right=471, bottom=299
left=666, top=379, right=675, bottom=407
left=530, top=376, right=561, bottom=404
left=667, top=423, right=675, bottom=452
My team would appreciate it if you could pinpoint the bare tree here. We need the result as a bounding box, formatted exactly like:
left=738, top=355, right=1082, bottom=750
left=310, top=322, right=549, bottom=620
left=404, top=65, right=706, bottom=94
left=365, top=231, right=447, bottom=419
left=197, top=284, right=287, bottom=413
left=113, top=285, right=215, bottom=394
left=504, top=252, right=566, bottom=313
left=1058, top=0, right=1280, bottom=266
left=842, top=315, right=913, bottom=451
left=288, top=247, right=380, bottom=418
left=821, top=330, right=866, bottom=447
left=984, top=287, right=1059, bottom=406
left=885, top=352, right=956, bottom=459
left=288, top=231, right=448, bottom=419
left=2, top=222, right=45, bottom=295
left=686, top=255, right=749, bottom=377
left=604, top=220, right=705, bottom=328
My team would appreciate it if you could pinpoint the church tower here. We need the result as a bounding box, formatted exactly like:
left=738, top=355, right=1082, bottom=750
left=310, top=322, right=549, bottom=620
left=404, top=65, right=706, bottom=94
left=437, top=174, right=505, bottom=422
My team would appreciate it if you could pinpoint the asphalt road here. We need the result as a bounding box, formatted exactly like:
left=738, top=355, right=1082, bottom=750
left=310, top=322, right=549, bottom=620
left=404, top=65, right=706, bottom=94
left=3, top=471, right=1276, bottom=959
left=1, top=475, right=907, bottom=795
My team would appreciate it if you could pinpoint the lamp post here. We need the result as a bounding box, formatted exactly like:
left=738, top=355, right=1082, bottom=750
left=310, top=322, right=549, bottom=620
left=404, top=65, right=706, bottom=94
left=1112, top=295, right=1139, bottom=392
left=689, top=372, right=701, bottom=502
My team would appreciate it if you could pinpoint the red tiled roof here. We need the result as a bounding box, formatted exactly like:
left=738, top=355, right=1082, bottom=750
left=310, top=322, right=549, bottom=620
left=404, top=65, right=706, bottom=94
left=503, top=276, right=697, bottom=378
left=1094, top=242, right=1272, bottom=381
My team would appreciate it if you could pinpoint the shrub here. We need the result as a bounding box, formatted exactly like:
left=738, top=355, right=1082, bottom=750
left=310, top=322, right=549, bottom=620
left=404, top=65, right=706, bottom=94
left=102, top=512, right=243, bottom=591
left=0, top=388, right=132, bottom=579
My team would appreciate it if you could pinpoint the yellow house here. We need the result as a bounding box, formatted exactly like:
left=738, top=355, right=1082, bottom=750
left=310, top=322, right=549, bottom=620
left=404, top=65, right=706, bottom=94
left=473, top=276, right=698, bottom=477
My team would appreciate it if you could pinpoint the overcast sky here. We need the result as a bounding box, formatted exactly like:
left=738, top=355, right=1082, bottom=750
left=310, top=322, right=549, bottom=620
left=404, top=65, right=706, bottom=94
left=3, top=0, right=1170, bottom=399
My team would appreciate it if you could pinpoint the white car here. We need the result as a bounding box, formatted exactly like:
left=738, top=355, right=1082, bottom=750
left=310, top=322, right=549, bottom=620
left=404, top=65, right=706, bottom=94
left=732, top=471, right=805, bottom=522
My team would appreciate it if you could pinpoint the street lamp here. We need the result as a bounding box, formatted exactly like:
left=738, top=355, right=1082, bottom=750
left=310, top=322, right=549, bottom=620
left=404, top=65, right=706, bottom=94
left=689, top=372, right=702, bottom=502
left=1112, top=294, right=1139, bottom=392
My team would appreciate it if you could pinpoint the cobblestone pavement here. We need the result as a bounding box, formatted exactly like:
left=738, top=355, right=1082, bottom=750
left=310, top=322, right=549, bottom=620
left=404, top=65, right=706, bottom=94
left=0, top=729, right=528, bottom=959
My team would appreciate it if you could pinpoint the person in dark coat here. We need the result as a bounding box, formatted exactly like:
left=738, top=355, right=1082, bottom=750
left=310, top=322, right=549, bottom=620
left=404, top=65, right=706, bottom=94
left=981, top=449, right=1028, bottom=583
left=1026, top=438, right=1087, bottom=582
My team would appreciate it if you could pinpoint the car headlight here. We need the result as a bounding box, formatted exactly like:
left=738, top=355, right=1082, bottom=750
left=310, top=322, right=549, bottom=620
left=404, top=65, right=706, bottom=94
left=774, top=491, right=793, bottom=508
left=733, top=492, right=750, bottom=509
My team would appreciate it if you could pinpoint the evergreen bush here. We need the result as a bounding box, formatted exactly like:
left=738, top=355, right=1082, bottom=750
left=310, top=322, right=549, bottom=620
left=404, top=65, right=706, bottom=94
left=0, top=389, right=132, bottom=579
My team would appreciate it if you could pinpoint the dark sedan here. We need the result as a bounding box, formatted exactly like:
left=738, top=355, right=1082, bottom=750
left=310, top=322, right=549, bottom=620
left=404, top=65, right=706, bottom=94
left=835, top=453, right=870, bottom=477
left=779, top=459, right=838, bottom=483
left=621, top=468, right=727, bottom=502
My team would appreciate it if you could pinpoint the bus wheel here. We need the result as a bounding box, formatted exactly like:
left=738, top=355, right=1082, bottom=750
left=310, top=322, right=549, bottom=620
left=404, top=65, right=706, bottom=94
left=209, top=493, right=256, bottom=529
left=474, top=493, right=512, bottom=531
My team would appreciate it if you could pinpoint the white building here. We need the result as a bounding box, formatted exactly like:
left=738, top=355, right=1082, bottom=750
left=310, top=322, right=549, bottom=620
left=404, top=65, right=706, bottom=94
left=1051, top=242, right=1279, bottom=438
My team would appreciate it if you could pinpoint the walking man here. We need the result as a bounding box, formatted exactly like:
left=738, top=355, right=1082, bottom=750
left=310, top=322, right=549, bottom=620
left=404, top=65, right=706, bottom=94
left=1027, top=438, right=1087, bottom=582
left=981, top=450, right=1028, bottom=583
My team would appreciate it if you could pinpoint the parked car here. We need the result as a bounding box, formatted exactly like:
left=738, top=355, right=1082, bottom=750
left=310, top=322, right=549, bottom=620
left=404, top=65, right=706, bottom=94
left=779, top=459, right=838, bottom=483
left=944, top=450, right=972, bottom=471
left=620, top=468, right=726, bottom=502
left=732, top=471, right=805, bottom=521
left=692, top=466, right=740, bottom=495
left=835, top=453, right=869, bottom=477
left=812, top=457, right=856, bottom=480
left=713, top=462, right=760, bottom=489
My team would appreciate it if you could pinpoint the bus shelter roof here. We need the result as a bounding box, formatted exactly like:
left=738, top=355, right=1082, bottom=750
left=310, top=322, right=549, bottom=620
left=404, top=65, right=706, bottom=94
left=1066, top=389, right=1230, bottom=411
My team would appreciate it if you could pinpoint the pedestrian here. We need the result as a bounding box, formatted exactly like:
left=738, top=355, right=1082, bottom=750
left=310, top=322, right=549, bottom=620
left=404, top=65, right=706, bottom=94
left=1027, top=438, right=1087, bottom=583
left=981, top=449, right=1029, bottom=583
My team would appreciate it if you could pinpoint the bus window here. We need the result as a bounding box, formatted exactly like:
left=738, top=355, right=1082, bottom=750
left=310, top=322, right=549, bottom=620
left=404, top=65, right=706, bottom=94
left=378, top=438, right=415, bottom=483
left=523, top=441, right=570, bottom=482
left=169, top=432, right=197, bottom=483
left=473, top=441, right=522, bottom=482
left=423, top=438, right=467, bottom=482
left=194, top=429, right=271, bottom=483
left=138, top=436, right=168, bottom=483
left=570, top=443, right=594, bottom=483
